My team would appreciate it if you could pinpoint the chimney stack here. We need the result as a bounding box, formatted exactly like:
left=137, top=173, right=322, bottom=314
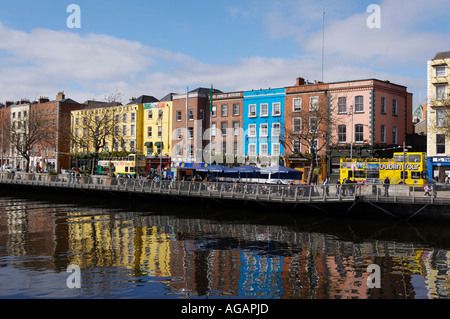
left=296, top=77, right=305, bottom=86
left=56, top=92, right=65, bottom=100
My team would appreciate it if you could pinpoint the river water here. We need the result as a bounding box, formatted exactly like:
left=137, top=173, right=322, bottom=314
left=0, top=193, right=449, bottom=300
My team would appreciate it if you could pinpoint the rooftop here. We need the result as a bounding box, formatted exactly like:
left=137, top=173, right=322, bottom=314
left=433, top=51, right=450, bottom=60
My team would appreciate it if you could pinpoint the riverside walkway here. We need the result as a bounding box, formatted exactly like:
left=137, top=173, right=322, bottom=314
left=1, top=172, right=450, bottom=220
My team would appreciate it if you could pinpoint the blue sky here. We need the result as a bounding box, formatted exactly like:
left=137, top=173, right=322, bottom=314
left=0, top=0, right=449, bottom=107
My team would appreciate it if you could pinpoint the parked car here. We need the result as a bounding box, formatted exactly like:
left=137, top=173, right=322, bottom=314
left=265, top=179, right=291, bottom=185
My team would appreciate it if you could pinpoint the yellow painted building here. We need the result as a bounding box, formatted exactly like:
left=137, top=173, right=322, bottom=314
left=427, top=51, right=450, bottom=181
left=143, top=94, right=173, bottom=157
left=71, top=96, right=157, bottom=155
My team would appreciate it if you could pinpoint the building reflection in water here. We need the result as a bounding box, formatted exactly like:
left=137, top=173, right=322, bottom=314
left=0, top=198, right=449, bottom=299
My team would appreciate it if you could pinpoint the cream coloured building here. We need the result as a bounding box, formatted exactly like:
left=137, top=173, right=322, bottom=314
left=427, top=51, right=450, bottom=181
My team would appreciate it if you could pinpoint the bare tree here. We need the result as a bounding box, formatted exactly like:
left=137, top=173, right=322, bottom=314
left=284, top=95, right=339, bottom=184
left=4, top=107, right=47, bottom=172
left=70, top=105, right=121, bottom=175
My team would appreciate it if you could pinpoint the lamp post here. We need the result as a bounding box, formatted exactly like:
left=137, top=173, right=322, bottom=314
left=157, top=117, right=163, bottom=177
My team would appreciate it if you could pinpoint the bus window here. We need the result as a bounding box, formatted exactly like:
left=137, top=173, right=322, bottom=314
left=125, top=167, right=129, bottom=173
left=347, top=171, right=352, bottom=179
left=394, top=155, right=405, bottom=162
left=367, top=171, right=380, bottom=178
left=354, top=171, right=366, bottom=178
left=408, top=154, right=421, bottom=162
left=401, top=171, right=408, bottom=179
left=411, top=171, right=421, bottom=179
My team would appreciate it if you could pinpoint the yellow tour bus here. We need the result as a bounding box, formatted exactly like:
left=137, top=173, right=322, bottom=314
left=98, top=154, right=146, bottom=177
left=340, top=152, right=428, bottom=187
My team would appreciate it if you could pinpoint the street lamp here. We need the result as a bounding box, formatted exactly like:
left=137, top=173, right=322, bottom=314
left=156, top=118, right=163, bottom=177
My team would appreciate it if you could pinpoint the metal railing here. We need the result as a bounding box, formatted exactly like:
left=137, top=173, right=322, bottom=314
left=1, top=172, right=450, bottom=205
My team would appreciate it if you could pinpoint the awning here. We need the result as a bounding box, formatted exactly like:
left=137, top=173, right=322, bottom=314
left=144, top=142, right=153, bottom=147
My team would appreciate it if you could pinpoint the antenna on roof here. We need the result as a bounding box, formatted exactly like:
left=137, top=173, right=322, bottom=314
left=322, top=9, right=325, bottom=82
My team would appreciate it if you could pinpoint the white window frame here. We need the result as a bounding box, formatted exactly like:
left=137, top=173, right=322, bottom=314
left=249, top=104, right=257, bottom=117
left=272, top=143, right=280, bottom=156
left=435, top=65, right=447, bottom=77
left=355, top=124, right=364, bottom=143
left=260, top=143, right=268, bottom=156
left=355, top=96, right=364, bottom=113
left=260, top=103, right=269, bottom=117
left=293, top=98, right=302, bottom=112
left=435, top=84, right=447, bottom=101
left=211, top=105, right=217, bottom=117
left=309, top=117, right=318, bottom=134
left=293, top=117, right=302, bottom=134
left=260, top=123, right=268, bottom=137
left=338, top=125, right=346, bottom=143
left=248, top=124, right=257, bottom=137
left=272, top=102, right=281, bottom=116
left=272, top=123, right=280, bottom=137
left=248, top=143, right=257, bottom=156
left=436, top=109, right=447, bottom=127
left=221, top=104, right=228, bottom=117
left=130, top=124, right=135, bottom=136
left=211, top=122, right=216, bottom=136
left=338, top=97, right=346, bottom=114
left=309, top=96, right=319, bottom=111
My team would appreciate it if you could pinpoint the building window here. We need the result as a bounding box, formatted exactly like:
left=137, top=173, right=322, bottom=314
left=130, top=124, right=135, bottom=136
left=83, top=128, right=87, bottom=138
left=147, top=126, right=152, bottom=137
left=355, top=96, right=364, bottom=113
left=260, top=103, right=269, bottom=117
left=188, top=127, right=193, bottom=139
left=248, top=124, right=257, bottom=137
left=309, top=96, right=319, bottom=111
left=392, top=99, right=398, bottom=116
left=176, top=128, right=182, bottom=140
left=130, top=112, right=136, bottom=122
left=130, top=140, right=135, bottom=151
left=309, top=117, right=318, bottom=134
left=233, top=121, right=240, bottom=136
left=338, top=97, right=346, bottom=114
left=436, top=134, right=446, bottom=154
left=293, top=117, right=301, bottom=134
left=114, top=125, right=119, bottom=137
left=260, top=143, right=268, bottom=156
left=221, top=104, right=228, bottom=117
left=158, top=126, right=162, bottom=138
left=338, top=125, right=346, bottom=143
left=249, top=104, right=257, bottom=117
left=436, top=109, right=447, bottom=127
left=381, top=125, right=386, bottom=143
left=233, top=141, right=239, bottom=156
left=355, top=124, right=364, bottom=143
left=272, top=102, right=281, bottom=116
left=115, top=114, right=120, bottom=123
left=248, top=143, right=257, bottom=156
left=272, top=143, right=280, bottom=156
left=293, top=98, right=302, bottom=112
left=211, top=122, right=216, bottom=136
left=211, top=105, right=217, bottom=117
left=75, top=118, right=79, bottom=126
left=260, top=124, right=268, bottom=137
left=272, top=123, right=280, bottom=137
left=148, top=110, right=153, bottom=119
left=188, top=109, right=194, bottom=121
left=122, top=113, right=127, bottom=123
left=436, top=84, right=447, bottom=100
left=435, top=65, right=447, bottom=77
left=158, top=110, right=163, bottom=119
left=232, top=103, right=240, bottom=116
left=381, top=97, right=386, bottom=114
left=222, top=141, right=227, bottom=155
left=392, top=126, right=397, bottom=144
left=176, top=110, right=181, bottom=121
left=292, top=140, right=301, bottom=153
left=122, top=125, right=127, bottom=136
left=199, top=109, right=204, bottom=120
left=221, top=122, right=227, bottom=136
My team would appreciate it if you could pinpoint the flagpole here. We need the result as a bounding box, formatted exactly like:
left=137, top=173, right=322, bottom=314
left=210, top=84, right=213, bottom=166
left=185, top=87, right=189, bottom=163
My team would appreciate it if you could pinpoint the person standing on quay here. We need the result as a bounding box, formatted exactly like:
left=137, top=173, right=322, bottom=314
left=383, top=176, right=390, bottom=197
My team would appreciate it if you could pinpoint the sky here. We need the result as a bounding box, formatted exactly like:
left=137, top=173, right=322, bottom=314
left=0, top=0, right=449, bottom=108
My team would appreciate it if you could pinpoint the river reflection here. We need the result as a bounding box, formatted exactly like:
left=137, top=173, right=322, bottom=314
left=0, top=195, right=449, bottom=299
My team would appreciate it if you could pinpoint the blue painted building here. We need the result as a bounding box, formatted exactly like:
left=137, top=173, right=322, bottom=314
left=243, top=88, right=285, bottom=165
